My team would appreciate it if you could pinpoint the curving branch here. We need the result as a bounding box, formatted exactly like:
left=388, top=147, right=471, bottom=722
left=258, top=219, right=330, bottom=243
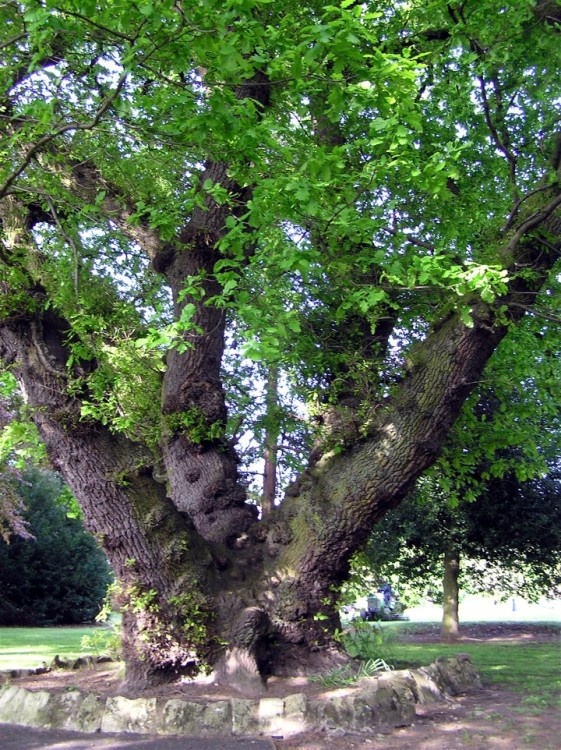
left=0, top=70, right=129, bottom=201
left=478, top=75, right=518, bottom=196
left=506, top=192, right=561, bottom=256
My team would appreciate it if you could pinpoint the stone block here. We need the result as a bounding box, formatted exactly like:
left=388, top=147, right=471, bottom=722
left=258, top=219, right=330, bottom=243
left=258, top=696, right=285, bottom=734
left=0, top=654, right=482, bottom=741
left=435, top=654, right=482, bottom=695
left=358, top=676, right=416, bottom=730
left=201, top=701, right=232, bottom=733
left=348, top=695, right=375, bottom=730
left=72, top=693, right=105, bottom=733
left=0, top=685, right=50, bottom=727
left=313, top=694, right=355, bottom=729
left=409, top=666, right=448, bottom=704
left=101, top=695, right=157, bottom=734
left=162, top=699, right=204, bottom=734
left=45, top=690, right=103, bottom=733
left=231, top=698, right=259, bottom=735
left=282, top=692, right=308, bottom=735
left=0, top=685, right=103, bottom=733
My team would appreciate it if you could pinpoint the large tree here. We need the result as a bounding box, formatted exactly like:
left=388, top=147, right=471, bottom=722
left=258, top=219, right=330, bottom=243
left=1, top=0, right=560, bottom=690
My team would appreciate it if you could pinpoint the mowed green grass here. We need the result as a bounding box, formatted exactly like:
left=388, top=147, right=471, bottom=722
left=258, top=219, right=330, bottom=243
left=379, top=622, right=561, bottom=709
left=0, top=626, right=113, bottom=670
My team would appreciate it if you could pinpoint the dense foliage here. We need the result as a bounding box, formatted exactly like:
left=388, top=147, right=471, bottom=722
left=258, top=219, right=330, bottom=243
left=362, top=465, right=561, bottom=606
left=0, top=469, right=113, bottom=626
left=1, top=1, right=559, bottom=459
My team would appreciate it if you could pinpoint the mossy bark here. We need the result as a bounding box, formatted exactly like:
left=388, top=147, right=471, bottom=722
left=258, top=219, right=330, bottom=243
left=0, top=283, right=557, bottom=689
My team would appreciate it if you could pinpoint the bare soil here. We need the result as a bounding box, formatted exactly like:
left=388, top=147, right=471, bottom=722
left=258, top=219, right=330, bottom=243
left=279, top=686, right=561, bottom=750
left=7, top=623, right=561, bottom=750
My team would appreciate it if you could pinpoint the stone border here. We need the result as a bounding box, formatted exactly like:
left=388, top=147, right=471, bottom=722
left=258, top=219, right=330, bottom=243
left=0, top=654, right=481, bottom=738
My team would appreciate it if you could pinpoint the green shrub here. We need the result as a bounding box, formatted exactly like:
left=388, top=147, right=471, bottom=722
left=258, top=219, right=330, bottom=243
left=0, top=468, right=113, bottom=625
left=340, top=620, right=396, bottom=662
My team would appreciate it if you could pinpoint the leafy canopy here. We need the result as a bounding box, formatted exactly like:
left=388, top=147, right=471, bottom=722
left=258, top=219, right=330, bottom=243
left=361, top=463, right=561, bottom=605
left=0, top=0, right=560, bottom=488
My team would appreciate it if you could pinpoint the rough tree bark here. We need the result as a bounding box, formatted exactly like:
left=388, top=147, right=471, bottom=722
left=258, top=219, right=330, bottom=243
left=1, top=206, right=558, bottom=689
left=261, top=366, right=279, bottom=519
left=441, top=547, right=461, bottom=641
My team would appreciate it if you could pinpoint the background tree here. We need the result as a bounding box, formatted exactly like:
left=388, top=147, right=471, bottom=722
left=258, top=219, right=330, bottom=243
left=361, top=304, right=561, bottom=641
left=0, top=467, right=113, bottom=626
left=362, top=465, right=561, bottom=639
left=358, top=264, right=561, bottom=639
left=0, top=1, right=560, bottom=689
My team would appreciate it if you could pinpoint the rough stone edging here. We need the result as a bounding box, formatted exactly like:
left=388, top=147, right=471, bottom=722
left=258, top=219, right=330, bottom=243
left=0, top=654, right=481, bottom=738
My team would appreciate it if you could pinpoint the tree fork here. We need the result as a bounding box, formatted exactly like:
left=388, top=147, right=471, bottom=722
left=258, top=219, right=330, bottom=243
left=154, top=71, right=272, bottom=546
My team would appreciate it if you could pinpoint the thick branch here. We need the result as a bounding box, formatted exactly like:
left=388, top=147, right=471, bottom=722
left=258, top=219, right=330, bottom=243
left=153, top=70, right=272, bottom=544
left=269, top=186, right=561, bottom=623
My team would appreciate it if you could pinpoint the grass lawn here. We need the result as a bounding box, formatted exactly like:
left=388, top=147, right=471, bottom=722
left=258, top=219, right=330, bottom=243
left=377, top=622, right=561, bottom=710
left=0, top=626, right=113, bottom=670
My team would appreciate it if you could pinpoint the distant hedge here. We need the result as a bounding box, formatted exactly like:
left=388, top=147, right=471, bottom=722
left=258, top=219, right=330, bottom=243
left=0, top=468, right=113, bottom=625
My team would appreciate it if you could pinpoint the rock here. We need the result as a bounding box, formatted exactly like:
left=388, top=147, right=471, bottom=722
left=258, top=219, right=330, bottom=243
left=374, top=676, right=417, bottom=728
left=51, top=655, right=70, bottom=670
left=162, top=699, right=232, bottom=735
left=231, top=698, right=259, bottom=735
left=407, top=665, right=448, bottom=703
left=0, top=685, right=103, bottom=733
left=312, top=694, right=356, bottom=730
left=434, top=654, right=482, bottom=695
left=0, top=685, right=51, bottom=727
left=72, top=656, right=94, bottom=670
left=42, top=691, right=104, bottom=733
left=101, top=696, right=158, bottom=734
left=258, top=697, right=285, bottom=735
left=71, top=693, right=105, bottom=733
left=283, top=692, right=308, bottom=735
left=202, top=700, right=232, bottom=732
left=162, top=700, right=205, bottom=734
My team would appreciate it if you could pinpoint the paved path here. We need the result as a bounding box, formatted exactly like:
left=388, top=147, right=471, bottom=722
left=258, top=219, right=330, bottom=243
left=0, top=723, right=275, bottom=749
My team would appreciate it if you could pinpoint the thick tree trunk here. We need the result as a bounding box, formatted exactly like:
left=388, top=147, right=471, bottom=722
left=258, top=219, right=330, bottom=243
left=158, top=236, right=257, bottom=544
left=1, top=259, right=559, bottom=690
left=441, top=548, right=461, bottom=641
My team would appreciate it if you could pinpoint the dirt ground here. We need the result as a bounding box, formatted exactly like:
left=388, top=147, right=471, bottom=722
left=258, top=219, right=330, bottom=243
left=8, top=623, right=561, bottom=750
left=276, top=686, right=561, bottom=750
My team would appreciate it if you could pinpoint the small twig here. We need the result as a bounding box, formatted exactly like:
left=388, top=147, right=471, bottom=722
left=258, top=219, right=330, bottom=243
left=478, top=76, right=518, bottom=197
left=506, top=192, right=561, bottom=254
left=0, top=31, right=26, bottom=52
left=503, top=184, right=553, bottom=231
left=508, top=303, right=561, bottom=324
left=384, top=226, right=436, bottom=252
